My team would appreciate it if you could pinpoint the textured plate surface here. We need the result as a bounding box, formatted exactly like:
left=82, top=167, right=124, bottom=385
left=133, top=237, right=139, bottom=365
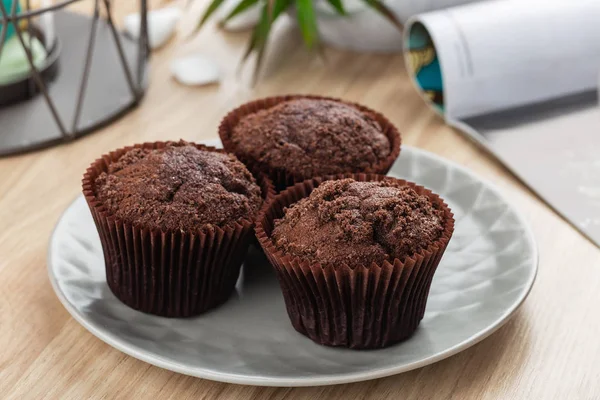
left=48, top=143, right=537, bottom=386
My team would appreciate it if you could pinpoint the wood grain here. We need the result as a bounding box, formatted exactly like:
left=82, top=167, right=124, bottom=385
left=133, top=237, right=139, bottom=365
left=1, top=2, right=599, bottom=399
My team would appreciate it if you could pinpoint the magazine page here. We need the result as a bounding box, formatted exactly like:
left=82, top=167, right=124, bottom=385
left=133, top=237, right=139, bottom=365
left=458, top=92, right=600, bottom=246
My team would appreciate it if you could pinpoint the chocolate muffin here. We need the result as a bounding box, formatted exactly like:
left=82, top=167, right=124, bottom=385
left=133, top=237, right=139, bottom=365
left=94, top=142, right=262, bottom=231
left=219, top=95, right=401, bottom=189
left=271, top=179, right=445, bottom=269
left=256, top=174, right=454, bottom=349
left=83, top=141, right=274, bottom=318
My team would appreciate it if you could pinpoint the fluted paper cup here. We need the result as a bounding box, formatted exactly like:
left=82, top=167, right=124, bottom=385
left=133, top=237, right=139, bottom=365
left=255, top=173, right=454, bottom=349
left=82, top=141, right=275, bottom=318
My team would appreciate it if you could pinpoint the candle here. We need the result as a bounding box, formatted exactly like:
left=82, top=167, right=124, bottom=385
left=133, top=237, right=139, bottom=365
left=0, top=0, right=48, bottom=86
left=1, top=0, right=20, bottom=41
left=0, top=33, right=46, bottom=85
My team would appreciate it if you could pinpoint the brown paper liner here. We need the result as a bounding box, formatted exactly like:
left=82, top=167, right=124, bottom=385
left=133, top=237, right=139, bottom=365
left=219, top=95, right=402, bottom=190
left=255, top=173, right=455, bottom=349
left=82, top=141, right=275, bottom=318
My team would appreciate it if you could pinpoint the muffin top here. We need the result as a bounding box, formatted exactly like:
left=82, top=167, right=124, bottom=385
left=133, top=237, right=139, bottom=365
left=230, top=99, right=391, bottom=177
left=271, top=179, right=445, bottom=268
left=94, top=141, right=263, bottom=231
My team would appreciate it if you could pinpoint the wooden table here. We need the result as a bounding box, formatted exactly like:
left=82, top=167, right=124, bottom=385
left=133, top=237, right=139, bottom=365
left=1, top=3, right=599, bottom=399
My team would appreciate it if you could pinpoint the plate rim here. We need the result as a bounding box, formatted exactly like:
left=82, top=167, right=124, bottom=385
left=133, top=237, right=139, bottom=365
left=47, top=144, right=538, bottom=387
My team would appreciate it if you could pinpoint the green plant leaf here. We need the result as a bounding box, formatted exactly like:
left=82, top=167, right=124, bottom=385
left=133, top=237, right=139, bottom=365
left=251, top=2, right=273, bottom=83
left=219, top=0, right=260, bottom=26
left=236, top=0, right=296, bottom=83
left=325, top=0, right=345, bottom=15
left=194, top=0, right=227, bottom=32
left=271, top=0, right=294, bottom=21
left=360, top=0, right=402, bottom=31
left=240, top=0, right=293, bottom=80
left=240, top=28, right=259, bottom=64
left=295, top=0, right=319, bottom=49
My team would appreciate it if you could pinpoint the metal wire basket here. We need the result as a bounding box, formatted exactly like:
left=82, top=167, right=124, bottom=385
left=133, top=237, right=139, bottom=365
left=0, top=0, right=149, bottom=156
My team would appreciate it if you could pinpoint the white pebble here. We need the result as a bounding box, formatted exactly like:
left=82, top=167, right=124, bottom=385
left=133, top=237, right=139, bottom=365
left=170, top=54, right=220, bottom=86
left=124, top=7, right=181, bottom=50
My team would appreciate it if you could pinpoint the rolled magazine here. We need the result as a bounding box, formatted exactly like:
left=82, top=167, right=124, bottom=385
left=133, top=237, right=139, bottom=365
left=404, top=0, right=600, bottom=246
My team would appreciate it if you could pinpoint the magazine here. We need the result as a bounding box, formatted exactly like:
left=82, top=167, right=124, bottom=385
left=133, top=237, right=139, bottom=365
left=404, top=0, right=600, bottom=246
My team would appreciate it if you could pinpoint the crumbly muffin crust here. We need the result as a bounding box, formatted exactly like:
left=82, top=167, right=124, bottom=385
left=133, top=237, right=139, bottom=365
left=94, top=141, right=262, bottom=231
left=272, top=179, right=445, bottom=268
left=231, top=99, right=391, bottom=177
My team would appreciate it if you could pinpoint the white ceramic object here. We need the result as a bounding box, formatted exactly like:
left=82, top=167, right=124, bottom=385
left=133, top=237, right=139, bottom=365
left=219, top=0, right=260, bottom=31
left=48, top=141, right=537, bottom=387
left=313, top=0, right=481, bottom=53
left=124, top=7, right=181, bottom=50
left=313, top=0, right=402, bottom=53
left=170, top=54, right=220, bottom=86
left=40, top=0, right=56, bottom=48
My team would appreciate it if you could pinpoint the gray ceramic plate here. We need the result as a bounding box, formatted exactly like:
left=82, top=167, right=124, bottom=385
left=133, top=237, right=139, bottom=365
left=48, top=142, right=537, bottom=387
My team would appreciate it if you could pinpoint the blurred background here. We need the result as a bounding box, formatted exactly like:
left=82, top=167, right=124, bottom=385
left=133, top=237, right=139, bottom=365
left=1, top=0, right=598, bottom=244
